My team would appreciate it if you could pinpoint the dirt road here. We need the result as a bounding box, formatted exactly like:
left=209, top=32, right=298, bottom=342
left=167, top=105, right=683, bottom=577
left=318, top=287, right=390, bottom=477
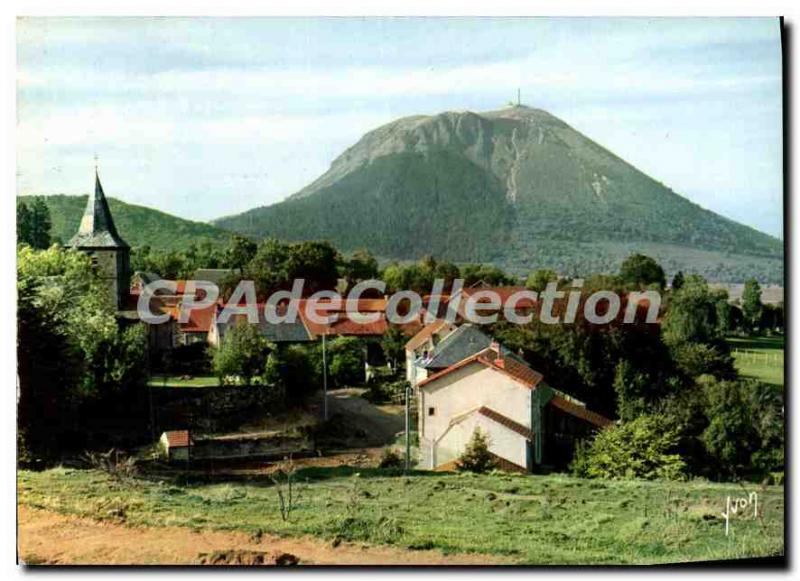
left=17, top=506, right=510, bottom=566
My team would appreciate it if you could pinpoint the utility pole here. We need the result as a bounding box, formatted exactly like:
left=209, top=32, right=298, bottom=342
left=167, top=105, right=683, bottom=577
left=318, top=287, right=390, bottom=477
left=404, top=383, right=412, bottom=472
left=322, top=331, right=328, bottom=421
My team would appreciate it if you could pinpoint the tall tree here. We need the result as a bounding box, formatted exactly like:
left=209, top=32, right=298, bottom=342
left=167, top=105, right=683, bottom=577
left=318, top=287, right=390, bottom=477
left=525, top=268, right=558, bottom=292
left=225, top=234, right=258, bottom=272
left=619, top=253, right=666, bottom=289
left=741, top=278, right=763, bottom=333
left=343, top=249, right=379, bottom=285
left=213, top=320, right=273, bottom=385
left=17, top=199, right=52, bottom=249
left=671, top=270, right=685, bottom=291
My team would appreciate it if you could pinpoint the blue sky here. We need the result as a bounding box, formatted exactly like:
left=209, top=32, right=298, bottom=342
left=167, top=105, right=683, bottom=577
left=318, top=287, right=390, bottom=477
left=17, top=17, right=783, bottom=237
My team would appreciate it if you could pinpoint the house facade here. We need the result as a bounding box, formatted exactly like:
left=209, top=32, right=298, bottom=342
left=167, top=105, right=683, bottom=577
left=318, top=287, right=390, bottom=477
left=416, top=340, right=612, bottom=472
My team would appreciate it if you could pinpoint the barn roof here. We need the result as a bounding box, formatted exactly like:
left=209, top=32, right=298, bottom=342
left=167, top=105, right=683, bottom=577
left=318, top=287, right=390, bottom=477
left=163, top=430, right=192, bottom=447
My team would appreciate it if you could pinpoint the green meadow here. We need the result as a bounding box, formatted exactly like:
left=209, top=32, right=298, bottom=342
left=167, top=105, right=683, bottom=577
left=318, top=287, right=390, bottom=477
left=18, top=467, right=784, bottom=565
left=728, top=336, right=784, bottom=387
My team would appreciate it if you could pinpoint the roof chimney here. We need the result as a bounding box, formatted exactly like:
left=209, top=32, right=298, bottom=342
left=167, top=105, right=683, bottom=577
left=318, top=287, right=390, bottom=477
left=489, top=340, right=504, bottom=367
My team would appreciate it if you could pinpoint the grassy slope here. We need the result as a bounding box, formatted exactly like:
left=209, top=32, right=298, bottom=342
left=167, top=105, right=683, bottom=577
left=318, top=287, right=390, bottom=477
left=19, top=467, right=783, bottom=565
left=728, top=336, right=785, bottom=387
left=20, top=195, right=233, bottom=251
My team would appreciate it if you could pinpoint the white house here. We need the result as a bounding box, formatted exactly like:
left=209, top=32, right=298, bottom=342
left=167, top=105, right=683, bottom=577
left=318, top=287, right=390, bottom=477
left=416, top=342, right=612, bottom=472
left=404, top=320, right=457, bottom=385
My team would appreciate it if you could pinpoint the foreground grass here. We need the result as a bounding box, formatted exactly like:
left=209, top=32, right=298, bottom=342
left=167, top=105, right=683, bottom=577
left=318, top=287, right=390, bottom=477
left=18, top=467, right=783, bottom=565
left=728, top=336, right=784, bottom=387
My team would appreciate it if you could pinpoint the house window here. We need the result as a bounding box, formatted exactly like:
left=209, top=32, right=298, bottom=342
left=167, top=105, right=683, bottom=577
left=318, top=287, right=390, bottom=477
left=428, top=407, right=435, bottom=416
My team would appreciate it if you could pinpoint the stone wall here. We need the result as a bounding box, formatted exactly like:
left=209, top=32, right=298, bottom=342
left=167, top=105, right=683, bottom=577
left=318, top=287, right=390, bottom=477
left=149, top=385, right=284, bottom=434
left=192, top=433, right=313, bottom=460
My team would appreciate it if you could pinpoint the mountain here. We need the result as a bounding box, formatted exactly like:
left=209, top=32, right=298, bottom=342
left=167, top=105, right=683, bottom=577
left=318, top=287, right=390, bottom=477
left=20, top=194, right=233, bottom=251
left=216, top=105, right=781, bottom=283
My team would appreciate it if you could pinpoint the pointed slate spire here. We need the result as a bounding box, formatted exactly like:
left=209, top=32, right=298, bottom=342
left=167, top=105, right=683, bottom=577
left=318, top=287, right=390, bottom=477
left=69, top=169, right=129, bottom=249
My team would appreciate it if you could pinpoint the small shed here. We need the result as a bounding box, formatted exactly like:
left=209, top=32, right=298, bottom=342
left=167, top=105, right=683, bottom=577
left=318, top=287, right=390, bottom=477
left=159, top=430, right=193, bottom=462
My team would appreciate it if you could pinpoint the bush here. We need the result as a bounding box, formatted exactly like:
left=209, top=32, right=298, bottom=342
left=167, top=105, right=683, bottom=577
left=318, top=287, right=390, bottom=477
left=212, top=320, right=273, bottom=385
left=570, top=415, right=686, bottom=480
left=326, top=337, right=365, bottom=387
left=456, top=428, right=497, bottom=474
left=699, top=377, right=784, bottom=477
left=364, top=379, right=408, bottom=404
left=671, top=343, right=735, bottom=380
left=378, top=448, right=404, bottom=469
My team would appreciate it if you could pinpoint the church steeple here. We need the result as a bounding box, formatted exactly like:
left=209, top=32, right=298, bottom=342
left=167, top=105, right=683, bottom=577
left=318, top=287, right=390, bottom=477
left=69, top=168, right=129, bottom=249
left=69, top=166, right=131, bottom=310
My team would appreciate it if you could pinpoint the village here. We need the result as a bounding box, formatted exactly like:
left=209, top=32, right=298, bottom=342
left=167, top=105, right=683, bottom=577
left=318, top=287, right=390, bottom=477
left=15, top=169, right=785, bottom=565
left=67, top=170, right=619, bottom=474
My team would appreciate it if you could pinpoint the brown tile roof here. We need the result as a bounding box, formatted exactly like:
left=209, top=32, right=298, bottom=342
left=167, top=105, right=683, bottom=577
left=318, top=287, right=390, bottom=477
left=477, top=406, right=534, bottom=440
left=405, top=319, right=453, bottom=351
left=178, top=304, right=216, bottom=333
left=549, top=396, right=614, bottom=428
left=479, top=353, right=544, bottom=388
left=461, top=286, right=538, bottom=309
left=417, top=346, right=544, bottom=390
left=163, top=430, right=192, bottom=448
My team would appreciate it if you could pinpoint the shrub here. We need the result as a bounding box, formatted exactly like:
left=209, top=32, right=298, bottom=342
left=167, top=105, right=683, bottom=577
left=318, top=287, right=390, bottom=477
left=457, top=428, right=497, bottom=474
left=326, top=337, right=365, bottom=387
left=213, top=320, right=273, bottom=385
left=671, top=342, right=735, bottom=380
left=570, top=415, right=686, bottom=480
left=378, top=448, right=404, bottom=469
left=699, top=377, right=784, bottom=477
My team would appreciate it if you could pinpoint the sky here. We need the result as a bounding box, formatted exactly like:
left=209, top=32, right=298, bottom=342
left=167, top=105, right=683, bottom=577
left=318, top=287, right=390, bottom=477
left=17, top=17, right=783, bottom=237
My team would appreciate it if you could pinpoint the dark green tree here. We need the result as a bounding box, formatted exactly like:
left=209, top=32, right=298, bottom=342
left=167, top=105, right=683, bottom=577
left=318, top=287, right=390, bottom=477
left=17, top=198, right=52, bottom=249
left=456, top=428, right=497, bottom=473
left=212, top=320, right=272, bottom=385
left=619, top=253, right=666, bottom=289
left=671, top=270, right=685, bottom=290
left=343, top=249, right=379, bottom=285
left=286, top=241, right=340, bottom=293
left=225, top=234, right=258, bottom=272
left=381, top=324, right=407, bottom=372
left=525, top=268, right=558, bottom=292
left=741, top=278, right=763, bottom=333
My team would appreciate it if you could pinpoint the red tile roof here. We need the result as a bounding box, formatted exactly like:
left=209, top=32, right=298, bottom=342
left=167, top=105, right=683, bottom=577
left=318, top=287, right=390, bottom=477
left=405, top=319, right=453, bottom=351
left=163, top=430, right=192, bottom=448
left=478, top=406, right=534, bottom=440
left=297, top=299, right=390, bottom=338
left=461, top=286, right=538, bottom=309
left=416, top=347, right=544, bottom=390
left=549, top=396, right=614, bottom=428
left=178, top=304, right=216, bottom=333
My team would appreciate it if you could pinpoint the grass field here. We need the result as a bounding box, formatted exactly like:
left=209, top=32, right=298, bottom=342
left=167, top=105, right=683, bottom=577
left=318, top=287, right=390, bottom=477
left=728, top=336, right=784, bottom=387
left=146, top=376, right=219, bottom=388
left=18, top=467, right=784, bottom=565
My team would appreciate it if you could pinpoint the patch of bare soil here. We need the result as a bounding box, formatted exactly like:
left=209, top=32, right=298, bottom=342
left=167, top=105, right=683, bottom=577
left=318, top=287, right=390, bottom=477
left=17, top=506, right=510, bottom=566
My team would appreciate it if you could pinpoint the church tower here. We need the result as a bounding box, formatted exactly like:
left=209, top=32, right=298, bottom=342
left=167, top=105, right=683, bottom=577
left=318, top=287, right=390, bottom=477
left=69, top=169, right=131, bottom=309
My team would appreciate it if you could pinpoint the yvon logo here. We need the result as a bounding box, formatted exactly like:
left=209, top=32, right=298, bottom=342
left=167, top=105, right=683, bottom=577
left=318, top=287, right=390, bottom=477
left=721, top=492, right=758, bottom=536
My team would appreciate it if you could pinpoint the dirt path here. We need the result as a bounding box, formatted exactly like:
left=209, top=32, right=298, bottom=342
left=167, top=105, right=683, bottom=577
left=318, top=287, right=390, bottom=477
left=323, top=388, right=405, bottom=446
left=17, top=506, right=510, bottom=566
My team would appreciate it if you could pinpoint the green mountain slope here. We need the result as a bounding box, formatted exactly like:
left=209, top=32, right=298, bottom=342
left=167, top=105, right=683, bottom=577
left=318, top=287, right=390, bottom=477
left=19, top=194, right=233, bottom=251
left=216, top=106, right=783, bottom=282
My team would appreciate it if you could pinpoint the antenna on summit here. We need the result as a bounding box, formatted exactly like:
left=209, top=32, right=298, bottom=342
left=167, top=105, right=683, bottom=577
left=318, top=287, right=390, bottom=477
left=517, top=88, right=521, bottom=106
left=93, top=153, right=99, bottom=174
